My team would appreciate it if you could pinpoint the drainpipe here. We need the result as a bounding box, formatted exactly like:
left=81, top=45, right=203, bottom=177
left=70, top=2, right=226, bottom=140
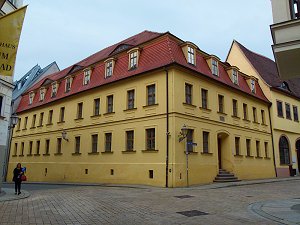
left=165, top=68, right=170, bottom=187
left=268, top=104, right=277, bottom=177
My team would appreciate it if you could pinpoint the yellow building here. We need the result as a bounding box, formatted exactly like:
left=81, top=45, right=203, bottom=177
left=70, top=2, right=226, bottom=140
left=227, top=40, right=300, bottom=177
left=8, top=31, right=276, bottom=187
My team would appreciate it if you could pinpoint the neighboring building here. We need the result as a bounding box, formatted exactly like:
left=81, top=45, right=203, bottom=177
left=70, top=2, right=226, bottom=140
left=270, top=0, right=300, bottom=79
left=8, top=31, right=275, bottom=187
left=0, top=0, right=23, bottom=184
left=227, top=40, right=300, bottom=177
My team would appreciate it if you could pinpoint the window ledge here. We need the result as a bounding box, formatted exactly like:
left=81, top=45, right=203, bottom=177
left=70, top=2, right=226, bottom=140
left=124, top=108, right=137, bottom=112
left=46, top=123, right=53, bottom=126
left=22, top=128, right=27, bottom=131
left=88, top=152, right=99, bottom=155
left=201, top=152, right=213, bottom=155
left=280, top=163, right=290, bottom=166
left=90, top=115, right=101, bottom=118
left=74, top=118, right=84, bottom=121
left=253, top=121, right=260, bottom=124
left=36, top=125, right=43, bottom=128
left=122, top=150, right=136, bottom=154
left=185, top=151, right=198, bottom=154
left=12, top=155, right=17, bottom=157
left=72, top=153, right=82, bottom=156
left=245, top=155, right=254, bottom=158
left=294, top=120, right=299, bottom=123
left=30, top=127, right=36, bottom=129
left=43, top=153, right=50, bottom=156
left=286, top=117, right=292, bottom=120
left=27, top=154, right=33, bottom=157
left=34, top=154, right=40, bottom=156
left=217, top=111, right=227, bottom=116
left=277, top=115, right=284, bottom=118
left=101, top=151, right=113, bottom=154
left=199, top=107, right=211, bottom=112
left=57, top=121, right=65, bottom=124
left=143, top=104, right=158, bottom=108
left=234, top=154, right=243, bottom=157
left=128, top=66, right=137, bottom=71
left=19, top=154, right=24, bottom=157
left=264, top=157, right=271, bottom=160
left=261, top=123, right=268, bottom=126
left=231, top=115, right=240, bottom=119
left=15, top=129, right=21, bottom=132
left=243, top=119, right=250, bottom=122
left=0, top=115, right=5, bottom=120
left=142, top=150, right=159, bottom=153
left=256, top=156, right=263, bottom=159
left=54, top=153, right=63, bottom=156
left=182, top=103, right=197, bottom=108
left=103, top=112, right=115, bottom=116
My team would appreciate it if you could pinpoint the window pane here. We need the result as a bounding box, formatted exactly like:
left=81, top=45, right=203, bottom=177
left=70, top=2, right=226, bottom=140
left=146, top=128, right=155, bottom=150
left=147, top=85, right=155, bottom=105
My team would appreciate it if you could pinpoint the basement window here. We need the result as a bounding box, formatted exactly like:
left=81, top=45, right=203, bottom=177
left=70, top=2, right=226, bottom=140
left=149, top=170, right=154, bottom=179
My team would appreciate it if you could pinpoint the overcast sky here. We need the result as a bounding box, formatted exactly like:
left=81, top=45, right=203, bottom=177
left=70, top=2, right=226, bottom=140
left=14, top=0, right=274, bottom=81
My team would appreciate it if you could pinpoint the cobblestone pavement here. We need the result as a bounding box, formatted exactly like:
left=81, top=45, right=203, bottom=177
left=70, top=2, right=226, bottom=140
left=1, top=179, right=300, bottom=225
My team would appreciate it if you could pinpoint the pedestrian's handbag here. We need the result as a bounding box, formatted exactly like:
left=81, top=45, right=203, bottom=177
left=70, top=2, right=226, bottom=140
left=21, top=175, right=27, bottom=181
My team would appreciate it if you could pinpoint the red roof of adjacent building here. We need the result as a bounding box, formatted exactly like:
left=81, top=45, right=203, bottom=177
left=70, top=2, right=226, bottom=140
left=17, top=31, right=269, bottom=113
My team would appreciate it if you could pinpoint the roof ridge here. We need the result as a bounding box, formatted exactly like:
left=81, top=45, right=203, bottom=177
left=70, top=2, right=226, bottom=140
left=166, top=36, right=175, bottom=63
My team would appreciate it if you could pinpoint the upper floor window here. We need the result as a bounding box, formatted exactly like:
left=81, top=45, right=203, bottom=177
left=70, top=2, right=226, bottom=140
left=293, top=105, right=299, bottom=121
left=212, top=59, right=218, bottom=76
left=232, top=70, right=238, bottom=85
left=201, top=89, right=208, bottom=109
left=127, top=89, right=135, bottom=109
left=107, top=95, right=114, bottom=113
left=232, top=99, right=238, bottom=117
left=94, top=98, right=100, bottom=116
left=29, top=92, right=35, bottom=105
left=186, top=129, right=194, bottom=153
left=51, top=82, right=58, bottom=98
left=59, top=107, right=65, bottom=122
left=290, top=0, right=300, bottom=19
left=243, top=103, right=248, bottom=120
left=105, top=60, right=113, bottom=78
left=77, top=102, right=83, bottom=119
left=285, top=103, right=291, bottom=120
left=83, top=69, right=91, bottom=85
left=65, top=77, right=72, bottom=93
left=48, top=110, right=53, bottom=124
left=187, top=46, right=195, bottom=65
left=253, top=107, right=257, bottom=122
left=105, top=133, right=112, bottom=152
left=218, top=94, right=224, bottom=113
left=250, top=79, right=256, bottom=93
left=146, top=128, right=155, bottom=150
left=40, top=88, right=45, bottom=101
left=277, top=100, right=283, bottom=117
left=185, top=83, right=193, bottom=104
left=261, top=110, right=266, bottom=124
left=126, top=130, right=134, bottom=151
left=0, top=95, right=3, bottom=116
left=75, top=136, right=81, bottom=154
left=203, top=131, right=209, bottom=153
left=147, top=84, right=156, bottom=106
left=129, top=51, right=138, bottom=69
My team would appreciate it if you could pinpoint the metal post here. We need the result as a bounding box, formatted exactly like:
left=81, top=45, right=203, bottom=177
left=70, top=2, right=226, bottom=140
left=186, top=139, right=189, bottom=187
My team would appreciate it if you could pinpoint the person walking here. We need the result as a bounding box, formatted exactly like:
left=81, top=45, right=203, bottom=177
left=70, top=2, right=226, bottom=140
left=13, top=163, right=23, bottom=195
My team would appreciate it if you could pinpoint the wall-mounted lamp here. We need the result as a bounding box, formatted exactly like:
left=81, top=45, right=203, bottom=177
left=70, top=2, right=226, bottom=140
left=178, top=124, right=188, bottom=142
left=62, top=130, right=69, bottom=141
left=10, top=113, right=19, bottom=128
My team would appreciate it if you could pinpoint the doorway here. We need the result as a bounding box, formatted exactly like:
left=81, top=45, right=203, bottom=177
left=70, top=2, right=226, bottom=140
left=217, top=132, right=229, bottom=171
left=296, top=139, right=300, bottom=173
left=218, top=138, right=222, bottom=169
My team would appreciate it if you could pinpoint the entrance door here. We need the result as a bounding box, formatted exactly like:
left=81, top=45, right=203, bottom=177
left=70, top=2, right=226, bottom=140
left=218, top=138, right=222, bottom=169
left=296, top=140, right=300, bottom=173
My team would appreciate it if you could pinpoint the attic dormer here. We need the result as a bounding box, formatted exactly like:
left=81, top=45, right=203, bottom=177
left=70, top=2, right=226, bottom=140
left=225, top=66, right=240, bottom=85
left=245, top=76, right=257, bottom=94
left=181, top=42, right=198, bottom=66
left=29, top=91, right=35, bottom=105
left=104, top=57, right=116, bottom=78
left=127, top=47, right=141, bottom=70
left=39, top=87, right=46, bottom=101
left=205, top=55, right=220, bottom=76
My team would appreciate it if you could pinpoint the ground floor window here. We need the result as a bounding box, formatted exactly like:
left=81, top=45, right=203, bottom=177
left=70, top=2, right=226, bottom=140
left=279, top=136, right=290, bottom=165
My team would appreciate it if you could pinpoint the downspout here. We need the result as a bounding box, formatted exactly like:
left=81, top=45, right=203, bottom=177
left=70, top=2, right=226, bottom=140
left=165, top=68, right=169, bottom=187
left=268, top=104, right=277, bottom=177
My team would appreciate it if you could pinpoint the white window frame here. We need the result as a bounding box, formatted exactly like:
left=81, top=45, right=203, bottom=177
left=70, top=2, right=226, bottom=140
left=232, top=70, right=238, bottom=85
left=187, top=46, right=195, bottom=65
left=212, top=59, right=218, bottom=76
left=83, top=69, right=91, bottom=85
left=0, top=95, right=4, bottom=116
left=250, top=79, right=256, bottom=93
left=105, top=60, right=113, bottom=78
left=65, top=76, right=72, bottom=92
left=29, top=92, right=35, bottom=105
left=51, top=82, right=57, bottom=98
left=129, top=51, right=138, bottom=69
left=39, top=88, right=45, bottom=101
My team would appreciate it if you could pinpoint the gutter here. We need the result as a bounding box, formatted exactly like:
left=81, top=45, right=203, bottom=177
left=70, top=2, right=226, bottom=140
left=268, top=104, right=278, bottom=177
left=165, top=68, right=170, bottom=187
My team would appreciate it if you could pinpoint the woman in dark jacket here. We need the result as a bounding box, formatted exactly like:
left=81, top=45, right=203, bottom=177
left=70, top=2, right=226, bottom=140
left=13, top=163, right=23, bottom=195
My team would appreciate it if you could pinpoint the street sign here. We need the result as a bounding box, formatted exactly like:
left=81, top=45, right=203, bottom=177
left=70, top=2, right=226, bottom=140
left=187, top=142, right=197, bottom=146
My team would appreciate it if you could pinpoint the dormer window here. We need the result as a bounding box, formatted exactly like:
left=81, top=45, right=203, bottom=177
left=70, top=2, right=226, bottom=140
left=250, top=79, right=256, bottom=93
left=105, top=60, right=113, bottom=78
left=65, top=76, right=72, bottom=93
left=232, top=70, right=238, bottom=85
left=39, top=88, right=45, bottom=101
left=83, top=69, right=91, bottom=85
left=129, top=51, right=138, bottom=69
left=29, top=92, right=35, bottom=105
left=212, top=59, right=218, bottom=76
left=51, top=82, right=57, bottom=98
left=187, top=46, right=195, bottom=65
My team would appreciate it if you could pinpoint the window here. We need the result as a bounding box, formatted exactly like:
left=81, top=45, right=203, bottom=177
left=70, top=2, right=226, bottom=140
left=147, top=84, right=156, bottom=105
left=290, top=0, right=300, bottom=19
left=286, top=103, right=291, bottom=119
left=29, top=141, right=33, bottom=155
left=146, top=128, right=155, bottom=150
left=203, top=131, right=209, bottom=153
left=83, top=69, right=91, bottom=85
left=232, top=99, right=238, bottom=117
left=126, top=130, right=134, bottom=151
left=24, top=117, right=28, bottom=129
left=94, top=98, right=100, bottom=116
left=40, top=88, right=45, bottom=101
left=277, top=101, right=283, bottom=117
left=39, top=112, right=44, bottom=126
left=77, top=102, right=83, bottom=119
left=91, top=134, right=98, bottom=153
left=29, top=92, right=34, bottom=104
left=65, top=77, right=71, bottom=93
left=56, top=138, right=62, bottom=154
left=293, top=106, right=299, bottom=121
left=16, top=118, right=21, bottom=130
left=59, top=107, right=65, bottom=122
left=256, top=140, right=260, bottom=157
left=201, top=89, right=208, bottom=109
left=45, top=139, right=50, bottom=155
left=0, top=96, right=3, bottom=116
left=105, top=60, right=113, bottom=78
left=218, top=95, right=224, bottom=113
left=107, top=95, right=114, bottom=113
left=187, top=46, right=195, bottom=65
left=185, top=83, right=192, bottom=104
left=31, top=114, right=36, bottom=128
left=186, top=129, right=194, bottom=153
left=36, top=140, right=40, bottom=155
left=51, top=83, right=57, bottom=98
left=253, top=107, right=257, bottom=122
left=232, top=70, right=238, bottom=85
left=127, top=90, right=135, bottom=109
left=75, top=136, right=81, bottom=153
left=235, top=137, right=240, bottom=155
left=105, top=133, right=112, bottom=152
left=243, top=103, right=248, bottom=120
left=264, top=142, right=269, bottom=158
left=14, top=143, right=18, bottom=156
left=250, top=79, right=256, bottom=93
left=246, top=139, right=251, bottom=156
left=212, top=59, right=218, bottom=76
left=261, top=110, right=265, bottom=124
left=279, top=136, right=290, bottom=164
left=20, top=142, right=24, bottom=156
left=129, top=51, right=138, bottom=69
left=48, top=110, right=53, bottom=124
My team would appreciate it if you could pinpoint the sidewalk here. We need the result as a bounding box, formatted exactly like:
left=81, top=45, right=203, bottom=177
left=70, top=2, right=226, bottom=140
left=0, top=188, right=30, bottom=202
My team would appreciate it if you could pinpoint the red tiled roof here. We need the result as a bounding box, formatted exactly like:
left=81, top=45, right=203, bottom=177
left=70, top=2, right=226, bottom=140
left=17, top=31, right=269, bottom=113
left=235, top=41, right=300, bottom=99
